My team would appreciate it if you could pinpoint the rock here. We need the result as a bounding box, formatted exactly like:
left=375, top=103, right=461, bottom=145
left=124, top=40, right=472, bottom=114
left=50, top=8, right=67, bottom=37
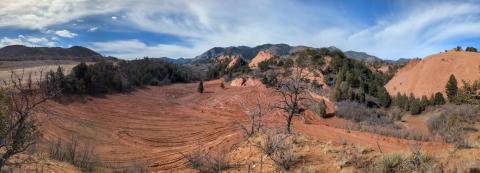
left=249, top=50, right=272, bottom=69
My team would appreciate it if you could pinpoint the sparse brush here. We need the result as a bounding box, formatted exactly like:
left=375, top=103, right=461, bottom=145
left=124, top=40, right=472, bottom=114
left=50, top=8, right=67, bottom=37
left=182, top=144, right=233, bottom=173
left=373, top=150, right=438, bottom=173
left=255, top=130, right=299, bottom=171
left=47, top=134, right=100, bottom=172
left=426, top=104, right=479, bottom=148
left=375, top=153, right=403, bottom=173
left=309, top=99, right=327, bottom=118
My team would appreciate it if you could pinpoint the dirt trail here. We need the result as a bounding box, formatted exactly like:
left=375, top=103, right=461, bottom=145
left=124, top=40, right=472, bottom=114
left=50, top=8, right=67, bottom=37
left=39, top=80, right=449, bottom=172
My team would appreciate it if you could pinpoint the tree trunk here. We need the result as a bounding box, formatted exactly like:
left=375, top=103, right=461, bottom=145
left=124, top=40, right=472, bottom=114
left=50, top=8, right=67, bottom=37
left=286, top=111, right=294, bottom=134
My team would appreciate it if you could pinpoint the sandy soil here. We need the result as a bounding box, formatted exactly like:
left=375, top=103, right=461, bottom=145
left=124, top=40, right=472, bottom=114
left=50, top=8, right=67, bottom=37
left=385, top=51, right=480, bottom=97
left=0, top=60, right=82, bottom=84
left=38, top=80, right=450, bottom=172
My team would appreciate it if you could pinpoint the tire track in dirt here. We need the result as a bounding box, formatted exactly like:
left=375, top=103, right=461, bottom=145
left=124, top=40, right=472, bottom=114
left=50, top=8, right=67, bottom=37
left=38, top=80, right=449, bottom=171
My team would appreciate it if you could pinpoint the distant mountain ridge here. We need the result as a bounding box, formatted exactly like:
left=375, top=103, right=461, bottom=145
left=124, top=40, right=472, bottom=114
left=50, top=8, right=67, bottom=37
left=0, top=45, right=106, bottom=61
left=190, top=43, right=388, bottom=64
left=344, top=51, right=383, bottom=63
left=191, top=44, right=312, bottom=63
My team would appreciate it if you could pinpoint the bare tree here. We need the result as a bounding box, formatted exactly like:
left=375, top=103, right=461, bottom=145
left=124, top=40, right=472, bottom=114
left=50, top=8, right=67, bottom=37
left=0, top=70, right=61, bottom=169
left=274, top=67, right=308, bottom=134
left=237, top=93, right=273, bottom=137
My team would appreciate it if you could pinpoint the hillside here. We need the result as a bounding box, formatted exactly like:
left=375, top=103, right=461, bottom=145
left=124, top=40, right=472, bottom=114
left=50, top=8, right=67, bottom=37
left=191, top=44, right=383, bottom=64
left=344, top=50, right=382, bottom=63
left=0, top=45, right=107, bottom=61
left=39, top=80, right=449, bottom=172
left=385, top=51, right=480, bottom=97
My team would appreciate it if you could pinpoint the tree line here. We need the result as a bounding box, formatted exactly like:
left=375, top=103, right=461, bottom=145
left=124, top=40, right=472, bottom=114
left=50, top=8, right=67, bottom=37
left=47, top=58, right=198, bottom=95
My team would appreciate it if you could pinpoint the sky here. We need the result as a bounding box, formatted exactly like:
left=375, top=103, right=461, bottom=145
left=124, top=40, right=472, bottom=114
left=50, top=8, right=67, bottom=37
left=0, top=0, right=479, bottom=60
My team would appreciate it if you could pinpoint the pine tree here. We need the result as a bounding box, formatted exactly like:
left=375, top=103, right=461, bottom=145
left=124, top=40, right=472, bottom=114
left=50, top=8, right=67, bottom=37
left=377, top=86, right=391, bottom=108
left=421, top=95, right=429, bottom=107
left=197, top=80, right=204, bottom=93
left=445, top=74, right=458, bottom=101
left=410, top=98, right=422, bottom=115
left=433, top=92, right=446, bottom=105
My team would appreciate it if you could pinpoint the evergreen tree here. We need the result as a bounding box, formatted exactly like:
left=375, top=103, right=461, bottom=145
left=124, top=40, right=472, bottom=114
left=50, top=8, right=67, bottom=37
left=466, top=47, right=478, bottom=52
left=197, top=80, right=204, bottom=93
left=407, top=93, right=415, bottom=111
left=445, top=74, right=458, bottom=101
left=377, top=86, right=391, bottom=108
left=433, top=92, right=446, bottom=105
left=421, top=95, right=429, bottom=107
left=410, top=98, right=422, bottom=115
left=429, top=94, right=435, bottom=105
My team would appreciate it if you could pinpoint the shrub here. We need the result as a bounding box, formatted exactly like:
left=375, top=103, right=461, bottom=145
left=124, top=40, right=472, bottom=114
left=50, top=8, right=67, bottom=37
left=426, top=104, right=479, bottom=147
left=257, top=130, right=286, bottom=156
left=433, top=92, right=446, bottom=105
left=454, top=46, right=462, bottom=51
left=373, top=151, right=436, bottom=173
left=402, top=150, right=435, bottom=172
left=309, top=99, right=327, bottom=118
left=260, top=70, right=278, bottom=87
left=197, top=80, right=204, bottom=93
left=48, top=135, right=99, bottom=172
left=375, top=153, right=403, bottom=173
left=258, top=60, right=270, bottom=72
left=409, top=99, right=423, bottom=115
left=271, top=142, right=298, bottom=171
left=183, top=145, right=233, bottom=173
left=377, top=87, right=391, bottom=108
left=336, top=101, right=392, bottom=126
left=220, top=82, right=225, bottom=89
left=466, top=46, right=478, bottom=52
left=255, top=130, right=299, bottom=171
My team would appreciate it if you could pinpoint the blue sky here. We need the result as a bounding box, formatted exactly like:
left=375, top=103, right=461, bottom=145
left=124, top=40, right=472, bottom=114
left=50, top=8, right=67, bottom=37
left=0, top=0, right=479, bottom=60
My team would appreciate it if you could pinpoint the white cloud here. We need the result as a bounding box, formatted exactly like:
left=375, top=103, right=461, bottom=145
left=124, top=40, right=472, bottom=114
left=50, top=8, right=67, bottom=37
left=90, top=39, right=198, bottom=58
left=0, top=0, right=129, bottom=29
left=88, top=27, right=98, bottom=32
left=54, top=30, right=77, bottom=38
left=2, top=0, right=480, bottom=59
left=114, top=0, right=480, bottom=59
left=0, top=35, right=56, bottom=47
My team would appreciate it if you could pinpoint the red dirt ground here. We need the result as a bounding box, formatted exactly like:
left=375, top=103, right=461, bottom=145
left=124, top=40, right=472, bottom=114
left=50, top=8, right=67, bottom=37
left=38, top=80, right=449, bottom=172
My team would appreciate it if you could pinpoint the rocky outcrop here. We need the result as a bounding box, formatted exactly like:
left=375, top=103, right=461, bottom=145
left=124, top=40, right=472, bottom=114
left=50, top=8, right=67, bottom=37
left=248, top=50, right=272, bottom=69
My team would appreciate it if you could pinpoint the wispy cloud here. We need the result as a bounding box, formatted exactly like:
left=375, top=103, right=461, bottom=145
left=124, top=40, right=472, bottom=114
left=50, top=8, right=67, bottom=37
left=0, top=0, right=479, bottom=59
left=91, top=39, right=196, bottom=58
left=54, top=30, right=78, bottom=38
left=0, top=35, right=56, bottom=47
left=88, top=27, right=98, bottom=32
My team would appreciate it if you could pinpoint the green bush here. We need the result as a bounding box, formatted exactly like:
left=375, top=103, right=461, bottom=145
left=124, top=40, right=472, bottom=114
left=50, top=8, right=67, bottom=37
left=409, top=99, right=423, bottom=115
left=465, top=46, right=477, bottom=52
left=197, top=81, right=204, bottom=93
left=258, top=60, right=270, bottom=72
left=433, top=92, right=446, bottom=105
